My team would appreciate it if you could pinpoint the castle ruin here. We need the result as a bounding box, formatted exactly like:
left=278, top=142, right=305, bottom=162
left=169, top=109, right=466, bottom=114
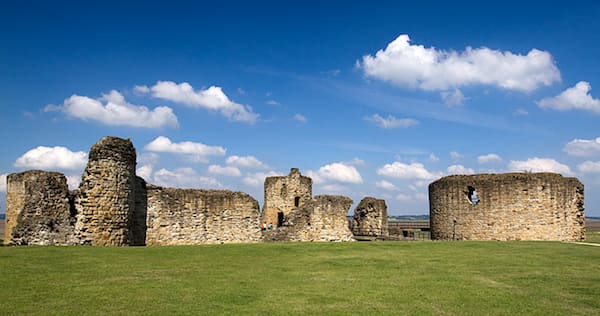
left=4, top=136, right=354, bottom=246
left=352, top=197, right=389, bottom=237
left=429, top=173, right=585, bottom=241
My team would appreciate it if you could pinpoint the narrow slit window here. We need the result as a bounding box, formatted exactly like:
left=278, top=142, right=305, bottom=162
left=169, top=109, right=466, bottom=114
left=294, top=196, right=300, bottom=207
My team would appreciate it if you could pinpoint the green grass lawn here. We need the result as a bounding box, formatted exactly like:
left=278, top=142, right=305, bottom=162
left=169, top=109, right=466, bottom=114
left=0, top=242, right=598, bottom=315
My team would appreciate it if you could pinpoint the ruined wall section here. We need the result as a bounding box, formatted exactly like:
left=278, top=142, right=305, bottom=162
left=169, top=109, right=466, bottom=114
left=352, top=197, right=388, bottom=237
left=74, top=136, right=137, bottom=246
left=264, top=195, right=354, bottom=242
left=429, top=173, right=585, bottom=241
left=4, top=170, right=75, bottom=245
left=145, top=185, right=261, bottom=245
left=262, top=168, right=312, bottom=227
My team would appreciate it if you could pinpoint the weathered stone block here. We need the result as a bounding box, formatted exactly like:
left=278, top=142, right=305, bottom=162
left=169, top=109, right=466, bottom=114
left=352, top=197, right=388, bottom=237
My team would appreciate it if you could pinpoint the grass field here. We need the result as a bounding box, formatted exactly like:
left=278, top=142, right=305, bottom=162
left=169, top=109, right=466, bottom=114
left=0, top=241, right=598, bottom=315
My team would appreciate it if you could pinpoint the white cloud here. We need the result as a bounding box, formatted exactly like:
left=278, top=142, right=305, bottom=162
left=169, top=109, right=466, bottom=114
left=478, top=153, right=502, bottom=164
left=136, top=164, right=153, bottom=182
left=513, top=108, right=529, bottom=116
left=306, top=162, right=363, bottom=184
left=564, top=137, right=600, bottom=157
left=144, top=136, right=226, bottom=163
left=152, top=167, right=222, bottom=189
left=242, top=171, right=281, bottom=187
left=508, top=157, right=572, bottom=175
left=415, top=193, right=428, bottom=201
left=143, top=81, right=259, bottom=123
left=359, top=34, right=560, bottom=92
left=537, top=81, right=600, bottom=113
left=133, top=85, right=150, bottom=94
left=15, top=146, right=87, bottom=171
left=578, top=161, right=600, bottom=174
left=45, top=90, right=178, bottom=128
left=266, top=100, right=280, bottom=106
left=441, top=89, right=466, bottom=106
left=319, top=184, right=349, bottom=193
left=207, top=165, right=241, bottom=177
left=294, top=114, right=307, bottom=123
left=0, top=173, right=7, bottom=192
left=377, top=162, right=437, bottom=180
left=226, top=155, right=269, bottom=169
left=345, top=158, right=366, bottom=167
left=396, top=193, right=412, bottom=201
left=65, top=175, right=81, bottom=190
left=446, top=164, right=475, bottom=175
left=365, top=114, right=418, bottom=129
left=428, top=154, right=439, bottom=163
left=376, top=180, right=398, bottom=191
left=450, top=151, right=463, bottom=161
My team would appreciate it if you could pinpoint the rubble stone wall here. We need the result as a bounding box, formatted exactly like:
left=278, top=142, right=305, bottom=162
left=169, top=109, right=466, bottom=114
left=145, top=185, right=261, bottom=245
left=352, top=197, right=389, bottom=237
left=74, top=136, right=137, bottom=246
left=262, top=168, right=312, bottom=227
left=429, top=173, right=585, bottom=241
left=264, top=195, right=354, bottom=242
left=4, top=170, right=74, bottom=245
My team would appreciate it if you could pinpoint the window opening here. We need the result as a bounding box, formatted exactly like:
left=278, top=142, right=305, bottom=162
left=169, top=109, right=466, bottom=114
left=294, top=196, right=300, bottom=207
left=277, top=212, right=284, bottom=227
left=467, top=186, right=479, bottom=205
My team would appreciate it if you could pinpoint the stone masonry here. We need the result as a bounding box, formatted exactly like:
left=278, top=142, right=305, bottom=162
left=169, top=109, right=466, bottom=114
left=264, top=195, right=354, bottom=242
left=73, top=136, right=138, bottom=246
left=352, top=197, right=388, bottom=237
left=429, top=173, right=585, bottom=241
left=5, top=170, right=75, bottom=245
left=145, top=185, right=261, bottom=245
left=261, top=168, right=312, bottom=227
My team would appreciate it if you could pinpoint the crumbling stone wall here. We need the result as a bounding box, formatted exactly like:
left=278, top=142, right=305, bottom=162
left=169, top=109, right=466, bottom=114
left=429, top=173, right=585, bottom=241
left=145, top=185, right=261, bottom=245
left=74, top=136, right=138, bottom=246
left=352, top=197, right=388, bottom=237
left=264, top=195, right=354, bottom=242
left=262, top=168, right=312, bottom=227
left=4, top=170, right=75, bottom=245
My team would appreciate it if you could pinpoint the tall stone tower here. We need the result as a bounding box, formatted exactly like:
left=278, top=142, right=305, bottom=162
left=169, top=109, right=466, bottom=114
left=262, top=168, right=312, bottom=227
left=74, top=136, right=138, bottom=245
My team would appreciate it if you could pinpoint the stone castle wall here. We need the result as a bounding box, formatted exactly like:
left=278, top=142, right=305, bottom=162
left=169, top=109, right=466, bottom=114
left=264, top=195, right=354, bottom=242
left=74, top=136, right=138, bottom=246
left=262, top=168, right=312, bottom=227
left=429, top=173, right=585, bottom=241
left=145, top=185, right=261, bottom=245
left=352, top=197, right=388, bottom=237
left=5, top=170, right=75, bottom=245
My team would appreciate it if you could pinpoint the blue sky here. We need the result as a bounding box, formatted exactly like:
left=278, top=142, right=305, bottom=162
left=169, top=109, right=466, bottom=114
left=2, top=1, right=600, bottom=216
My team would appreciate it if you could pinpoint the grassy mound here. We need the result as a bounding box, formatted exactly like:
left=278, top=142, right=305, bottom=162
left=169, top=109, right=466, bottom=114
left=0, top=242, right=598, bottom=315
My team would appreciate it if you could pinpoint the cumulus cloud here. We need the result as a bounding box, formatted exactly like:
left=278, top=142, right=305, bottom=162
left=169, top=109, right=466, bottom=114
left=45, top=90, right=178, bottom=128
left=446, top=164, right=475, bottom=175
left=508, top=157, right=572, bottom=175
left=375, top=180, right=398, bottom=191
left=478, top=153, right=503, bottom=164
left=207, top=165, right=241, bottom=177
left=513, top=108, right=529, bottom=116
left=242, top=171, right=281, bottom=187
left=136, top=164, right=153, bottom=182
left=450, top=151, right=463, bottom=161
left=359, top=34, right=560, bottom=92
left=319, top=184, right=349, bottom=193
left=14, top=146, right=87, bottom=171
left=0, top=173, right=7, bottom=192
left=441, top=89, right=466, bottom=106
left=152, top=167, right=222, bottom=189
left=577, top=161, right=600, bottom=174
left=293, top=114, right=307, bottom=123
left=144, top=136, right=226, bottom=163
left=226, top=155, right=269, bottom=169
left=377, top=161, right=437, bottom=180
left=140, top=81, right=259, bottom=123
left=537, top=81, right=600, bottom=113
left=564, top=137, right=600, bottom=157
left=364, top=114, right=418, bottom=129
left=65, top=175, right=81, bottom=190
left=428, top=154, right=439, bottom=163
left=306, top=162, right=363, bottom=184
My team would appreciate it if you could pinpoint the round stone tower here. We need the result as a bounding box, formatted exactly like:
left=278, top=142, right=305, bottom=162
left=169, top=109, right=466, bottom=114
left=429, top=173, right=585, bottom=241
left=75, top=136, right=137, bottom=245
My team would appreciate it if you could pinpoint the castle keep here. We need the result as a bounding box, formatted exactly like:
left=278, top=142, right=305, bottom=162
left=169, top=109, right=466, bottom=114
left=429, top=173, right=585, bottom=241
